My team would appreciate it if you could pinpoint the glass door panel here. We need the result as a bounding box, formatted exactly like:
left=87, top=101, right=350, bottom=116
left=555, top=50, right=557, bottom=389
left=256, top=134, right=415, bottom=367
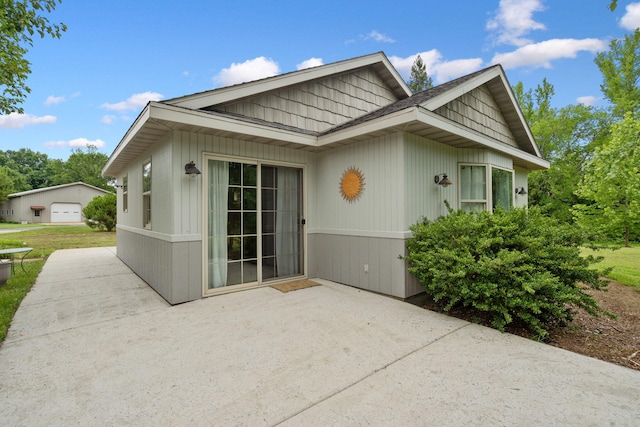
left=207, top=160, right=303, bottom=292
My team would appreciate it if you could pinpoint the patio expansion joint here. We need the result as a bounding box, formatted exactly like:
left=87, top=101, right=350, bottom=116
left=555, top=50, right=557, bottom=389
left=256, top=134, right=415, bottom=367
left=273, top=321, right=472, bottom=426
left=2, top=305, right=168, bottom=346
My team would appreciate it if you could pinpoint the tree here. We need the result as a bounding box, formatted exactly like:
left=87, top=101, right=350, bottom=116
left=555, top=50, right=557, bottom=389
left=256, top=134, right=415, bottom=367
left=51, top=146, right=111, bottom=190
left=0, top=148, right=53, bottom=189
left=0, top=0, right=67, bottom=114
left=513, top=80, right=610, bottom=223
left=82, top=193, right=116, bottom=232
left=594, top=29, right=640, bottom=119
left=574, top=113, right=640, bottom=247
left=407, top=55, right=433, bottom=93
left=0, top=166, right=15, bottom=203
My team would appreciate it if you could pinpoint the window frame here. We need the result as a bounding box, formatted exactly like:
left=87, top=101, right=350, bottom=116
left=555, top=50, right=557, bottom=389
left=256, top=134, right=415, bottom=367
left=142, top=159, right=151, bottom=229
left=459, top=163, right=488, bottom=212
left=458, top=163, right=515, bottom=213
left=122, top=174, right=128, bottom=213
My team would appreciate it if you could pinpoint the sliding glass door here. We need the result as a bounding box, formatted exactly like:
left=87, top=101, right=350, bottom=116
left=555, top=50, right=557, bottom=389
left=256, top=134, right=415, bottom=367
left=206, top=159, right=303, bottom=293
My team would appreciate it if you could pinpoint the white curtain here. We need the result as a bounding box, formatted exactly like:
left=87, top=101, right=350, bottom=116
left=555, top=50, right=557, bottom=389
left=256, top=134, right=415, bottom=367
left=461, top=165, right=487, bottom=212
left=208, top=160, right=228, bottom=288
left=275, top=167, right=299, bottom=277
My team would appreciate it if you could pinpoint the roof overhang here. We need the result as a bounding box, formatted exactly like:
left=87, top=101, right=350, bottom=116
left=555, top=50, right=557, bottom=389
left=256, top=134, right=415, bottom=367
left=317, top=106, right=550, bottom=170
left=103, top=102, right=318, bottom=177
left=30, top=206, right=45, bottom=210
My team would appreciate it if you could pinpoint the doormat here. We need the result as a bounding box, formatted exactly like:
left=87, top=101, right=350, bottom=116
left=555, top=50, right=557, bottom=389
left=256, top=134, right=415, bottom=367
left=270, top=279, right=322, bottom=293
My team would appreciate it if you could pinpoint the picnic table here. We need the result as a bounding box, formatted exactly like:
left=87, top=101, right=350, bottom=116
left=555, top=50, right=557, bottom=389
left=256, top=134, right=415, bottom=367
left=0, top=247, right=33, bottom=274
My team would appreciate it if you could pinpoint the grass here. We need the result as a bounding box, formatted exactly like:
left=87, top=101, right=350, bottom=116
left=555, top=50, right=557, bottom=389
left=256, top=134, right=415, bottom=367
left=0, top=225, right=116, bottom=342
left=0, top=223, right=56, bottom=229
left=582, top=244, right=640, bottom=288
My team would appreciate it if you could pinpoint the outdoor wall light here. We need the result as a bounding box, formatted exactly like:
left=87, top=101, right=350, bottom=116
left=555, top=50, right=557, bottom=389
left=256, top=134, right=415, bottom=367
left=515, top=187, right=528, bottom=195
left=185, top=161, right=201, bottom=177
left=434, top=173, right=453, bottom=187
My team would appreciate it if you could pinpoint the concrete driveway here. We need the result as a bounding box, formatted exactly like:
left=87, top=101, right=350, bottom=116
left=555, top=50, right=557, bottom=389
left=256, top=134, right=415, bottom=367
left=1, top=247, right=639, bottom=426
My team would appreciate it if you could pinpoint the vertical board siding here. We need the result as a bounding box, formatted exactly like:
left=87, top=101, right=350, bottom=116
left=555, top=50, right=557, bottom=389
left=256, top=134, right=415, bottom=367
left=486, top=151, right=513, bottom=169
left=213, top=69, right=398, bottom=134
left=435, top=85, right=518, bottom=148
left=314, top=133, right=404, bottom=233
left=172, top=130, right=315, bottom=236
left=514, top=166, right=529, bottom=208
left=117, top=227, right=202, bottom=304
left=404, top=133, right=458, bottom=226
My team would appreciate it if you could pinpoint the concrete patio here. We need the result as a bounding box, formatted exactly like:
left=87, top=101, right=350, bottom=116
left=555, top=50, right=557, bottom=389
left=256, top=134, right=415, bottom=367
left=1, top=247, right=639, bottom=426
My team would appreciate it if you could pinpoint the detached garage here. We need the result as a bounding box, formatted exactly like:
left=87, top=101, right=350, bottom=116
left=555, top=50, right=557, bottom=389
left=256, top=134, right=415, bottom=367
left=0, top=182, right=111, bottom=224
left=51, top=203, right=83, bottom=223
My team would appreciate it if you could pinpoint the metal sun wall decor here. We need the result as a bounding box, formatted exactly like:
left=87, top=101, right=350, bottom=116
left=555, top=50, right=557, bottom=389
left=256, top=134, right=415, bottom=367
left=340, top=166, right=365, bottom=203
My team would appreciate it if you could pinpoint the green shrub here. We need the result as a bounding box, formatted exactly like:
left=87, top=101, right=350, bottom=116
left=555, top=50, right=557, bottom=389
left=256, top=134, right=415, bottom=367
left=405, top=206, right=613, bottom=339
left=82, top=193, right=116, bottom=232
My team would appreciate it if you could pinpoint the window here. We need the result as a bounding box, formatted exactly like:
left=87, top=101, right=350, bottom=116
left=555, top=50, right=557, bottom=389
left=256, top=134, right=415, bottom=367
left=459, top=164, right=514, bottom=212
left=460, top=164, right=487, bottom=212
left=142, top=160, right=151, bottom=229
left=122, top=175, right=128, bottom=212
left=491, top=168, right=513, bottom=212
left=34, top=210, right=40, bottom=217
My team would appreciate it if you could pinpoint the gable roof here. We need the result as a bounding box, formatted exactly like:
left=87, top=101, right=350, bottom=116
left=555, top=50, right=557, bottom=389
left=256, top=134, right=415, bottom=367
left=8, top=182, right=111, bottom=198
left=319, top=64, right=544, bottom=164
left=164, top=52, right=412, bottom=110
left=103, top=53, right=548, bottom=177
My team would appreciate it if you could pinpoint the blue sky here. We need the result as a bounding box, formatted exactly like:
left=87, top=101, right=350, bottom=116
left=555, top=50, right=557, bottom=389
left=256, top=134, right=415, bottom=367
left=1, top=0, right=639, bottom=160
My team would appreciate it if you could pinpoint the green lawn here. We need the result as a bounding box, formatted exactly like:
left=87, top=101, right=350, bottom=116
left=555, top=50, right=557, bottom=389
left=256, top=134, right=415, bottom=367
left=582, top=244, right=640, bottom=288
left=0, top=226, right=116, bottom=342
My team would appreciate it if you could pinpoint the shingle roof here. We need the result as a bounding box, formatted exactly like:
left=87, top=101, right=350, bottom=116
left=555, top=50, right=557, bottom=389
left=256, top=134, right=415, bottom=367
left=320, top=65, right=502, bottom=136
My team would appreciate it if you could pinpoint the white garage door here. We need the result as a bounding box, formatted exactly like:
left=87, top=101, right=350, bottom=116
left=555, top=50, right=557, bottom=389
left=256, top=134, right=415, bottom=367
left=51, top=203, right=82, bottom=223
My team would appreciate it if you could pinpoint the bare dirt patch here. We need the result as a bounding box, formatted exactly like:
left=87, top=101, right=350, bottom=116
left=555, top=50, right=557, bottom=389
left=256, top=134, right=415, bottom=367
left=422, top=280, right=640, bottom=371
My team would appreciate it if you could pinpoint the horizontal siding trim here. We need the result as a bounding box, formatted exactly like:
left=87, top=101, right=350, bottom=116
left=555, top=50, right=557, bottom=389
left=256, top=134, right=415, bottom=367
left=308, top=229, right=411, bottom=239
left=117, top=224, right=201, bottom=243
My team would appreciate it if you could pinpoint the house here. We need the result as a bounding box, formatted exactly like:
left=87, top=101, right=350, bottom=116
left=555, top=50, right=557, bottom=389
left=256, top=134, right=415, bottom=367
left=102, top=52, right=549, bottom=305
left=0, top=182, right=111, bottom=224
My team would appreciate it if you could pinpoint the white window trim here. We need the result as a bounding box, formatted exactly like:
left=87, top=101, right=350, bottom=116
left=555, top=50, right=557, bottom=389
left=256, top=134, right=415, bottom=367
left=142, top=159, right=151, bottom=229
left=458, top=163, right=515, bottom=212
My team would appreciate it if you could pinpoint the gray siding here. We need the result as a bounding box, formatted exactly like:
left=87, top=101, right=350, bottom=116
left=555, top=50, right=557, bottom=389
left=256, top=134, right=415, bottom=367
left=213, top=68, right=399, bottom=133
left=117, top=227, right=201, bottom=304
left=435, top=85, right=517, bottom=148
left=403, top=133, right=458, bottom=226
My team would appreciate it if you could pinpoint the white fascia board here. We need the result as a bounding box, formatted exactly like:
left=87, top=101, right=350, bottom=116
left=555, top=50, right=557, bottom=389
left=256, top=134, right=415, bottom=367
left=416, top=108, right=550, bottom=169
left=317, top=106, right=549, bottom=169
left=421, top=67, right=503, bottom=110
left=153, top=103, right=317, bottom=147
left=103, top=104, right=151, bottom=176
left=317, top=108, right=418, bottom=147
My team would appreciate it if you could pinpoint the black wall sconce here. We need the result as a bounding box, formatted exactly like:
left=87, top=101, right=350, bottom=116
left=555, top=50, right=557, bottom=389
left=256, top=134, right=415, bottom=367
left=434, top=173, right=453, bottom=187
left=515, top=187, right=528, bottom=195
left=185, top=161, right=201, bottom=177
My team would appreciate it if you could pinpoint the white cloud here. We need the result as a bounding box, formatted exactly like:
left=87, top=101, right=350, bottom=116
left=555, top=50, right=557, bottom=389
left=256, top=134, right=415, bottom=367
left=44, top=138, right=105, bottom=149
left=0, top=113, right=57, bottom=129
left=491, top=38, right=607, bottom=69
left=213, top=57, right=280, bottom=87
left=364, top=30, right=395, bottom=43
left=390, top=50, right=483, bottom=84
left=433, top=58, right=485, bottom=82
left=620, top=2, right=640, bottom=30
left=577, top=95, right=599, bottom=106
left=44, top=95, right=66, bottom=106
left=297, top=57, right=324, bottom=70
left=101, top=115, right=117, bottom=124
left=487, top=0, right=546, bottom=47
left=101, top=91, right=164, bottom=111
